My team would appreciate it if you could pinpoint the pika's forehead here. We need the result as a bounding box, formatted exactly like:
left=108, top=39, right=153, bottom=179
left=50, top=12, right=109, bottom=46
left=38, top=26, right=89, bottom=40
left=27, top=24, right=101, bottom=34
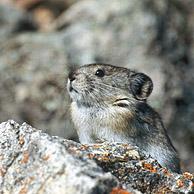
left=78, top=64, right=130, bottom=75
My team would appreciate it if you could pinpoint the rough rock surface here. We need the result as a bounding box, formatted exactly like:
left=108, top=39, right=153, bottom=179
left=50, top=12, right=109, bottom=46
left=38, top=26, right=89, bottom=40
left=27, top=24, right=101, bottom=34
left=0, top=0, right=194, bottom=172
left=0, top=120, right=117, bottom=194
left=0, top=120, right=193, bottom=194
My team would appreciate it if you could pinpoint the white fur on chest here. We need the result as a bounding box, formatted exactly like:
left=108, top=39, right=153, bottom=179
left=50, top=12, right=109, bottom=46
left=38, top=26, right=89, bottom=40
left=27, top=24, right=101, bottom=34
left=71, top=102, right=128, bottom=144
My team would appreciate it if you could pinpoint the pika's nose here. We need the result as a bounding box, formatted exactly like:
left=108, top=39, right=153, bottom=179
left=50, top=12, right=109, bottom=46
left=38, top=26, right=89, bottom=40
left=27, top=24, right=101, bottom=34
left=68, top=71, right=76, bottom=82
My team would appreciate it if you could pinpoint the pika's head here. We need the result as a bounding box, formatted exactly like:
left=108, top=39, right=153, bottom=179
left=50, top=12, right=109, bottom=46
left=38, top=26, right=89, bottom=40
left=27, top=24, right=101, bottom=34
left=67, top=64, right=153, bottom=107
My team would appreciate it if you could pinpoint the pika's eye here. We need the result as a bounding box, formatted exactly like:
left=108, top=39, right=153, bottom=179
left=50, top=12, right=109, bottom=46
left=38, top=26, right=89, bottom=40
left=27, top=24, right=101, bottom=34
left=95, top=69, right=105, bottom=77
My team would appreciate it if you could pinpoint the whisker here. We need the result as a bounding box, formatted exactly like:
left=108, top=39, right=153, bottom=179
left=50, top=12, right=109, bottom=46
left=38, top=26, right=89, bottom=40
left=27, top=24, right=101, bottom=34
left=92, top=82, right=117, bottom=90
left=87, top=89, right=106, bottom=107
left=91, top=87, right=113, bottom=99
left=79, top=80, right=130, bottom=107
left=91, top=82, right=122, bottom=97
left=91, top=82, right=116, bottom=93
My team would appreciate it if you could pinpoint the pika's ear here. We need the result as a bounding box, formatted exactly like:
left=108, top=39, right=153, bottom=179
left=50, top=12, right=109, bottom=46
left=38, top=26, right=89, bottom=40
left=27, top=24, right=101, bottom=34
left=130, top=73, right=153, bottom=100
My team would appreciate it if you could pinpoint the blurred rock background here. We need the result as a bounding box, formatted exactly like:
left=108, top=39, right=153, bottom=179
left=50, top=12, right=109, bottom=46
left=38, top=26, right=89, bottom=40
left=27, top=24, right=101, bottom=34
left=0, top=0, right=193, bottom=172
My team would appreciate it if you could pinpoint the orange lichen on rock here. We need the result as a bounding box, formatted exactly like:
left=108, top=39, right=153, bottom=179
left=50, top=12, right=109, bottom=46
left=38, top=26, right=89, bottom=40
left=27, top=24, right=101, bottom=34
left=91, top=144, right=102, bottom=149
left=19, top=136, right=25, bottom=145
left=19, top=186, right=27, bottom=194
left=87, top=153, right=95, bottom=159
left=0, top=168, right=6, bottom=177
left=176, top=179, right=184, bottom=188
left=110, top=187, right=131, bottom=194
left=80, top=145, right=89, bottom=150
left=95, top=152, right=110, bottom=161
left=20, top=151, right=29, bottom=164
left=42, top=154, right=50, bottom=161
left=162, top=168, right=172, bottom=177
left=183, top=172, right=193, bottom=180
left=142, top=162, right=157, bottom=173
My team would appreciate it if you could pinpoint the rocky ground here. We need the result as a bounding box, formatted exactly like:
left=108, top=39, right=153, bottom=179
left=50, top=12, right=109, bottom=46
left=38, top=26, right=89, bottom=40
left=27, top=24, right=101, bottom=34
left=0, top=120, right=193, bottom=194
left=0, top=0, right=194, bottom=173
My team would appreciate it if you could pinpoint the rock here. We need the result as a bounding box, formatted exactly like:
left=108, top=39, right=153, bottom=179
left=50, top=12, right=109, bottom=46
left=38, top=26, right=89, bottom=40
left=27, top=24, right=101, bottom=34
left=9, top=0, right=77, bottom=31
left=0, top=120, right=118, bottom=194
left=0, top=33, right=75, bottom=139
left=0, top=120, right=193, bottom=194
left=0, top=0, right=194, bottom=172
left=0, top=4, right=37, bottom=43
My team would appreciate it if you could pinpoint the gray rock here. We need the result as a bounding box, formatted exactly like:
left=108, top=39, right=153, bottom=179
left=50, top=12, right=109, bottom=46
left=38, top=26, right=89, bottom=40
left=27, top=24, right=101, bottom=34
left=0, top=4, right=37, bottom=43
left=0, top=120, right=118, bottom=194
left=0, top=0, right=194, bottom=172
left=0, top=33, right=75, bottom=138
left=0, top=120, right=193, bottom=194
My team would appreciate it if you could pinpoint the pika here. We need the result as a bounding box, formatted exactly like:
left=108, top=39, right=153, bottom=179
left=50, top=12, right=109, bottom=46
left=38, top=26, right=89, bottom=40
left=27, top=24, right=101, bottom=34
left=67, top=63, right=181, bottom=173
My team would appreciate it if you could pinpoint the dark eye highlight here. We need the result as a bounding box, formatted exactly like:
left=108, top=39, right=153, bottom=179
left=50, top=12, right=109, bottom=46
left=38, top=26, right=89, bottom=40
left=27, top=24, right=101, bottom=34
left=95, top=69, right=105, bottom=77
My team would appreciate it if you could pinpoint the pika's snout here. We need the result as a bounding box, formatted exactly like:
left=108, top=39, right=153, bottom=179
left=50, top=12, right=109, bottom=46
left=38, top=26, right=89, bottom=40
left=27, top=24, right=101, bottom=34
left=67, top=71, right=76, bottom=93
left=67, top=70, right=88, bottom=96
left=68, top=70, right=80, bottom=92
left=68, top=71, right=77, bottom=82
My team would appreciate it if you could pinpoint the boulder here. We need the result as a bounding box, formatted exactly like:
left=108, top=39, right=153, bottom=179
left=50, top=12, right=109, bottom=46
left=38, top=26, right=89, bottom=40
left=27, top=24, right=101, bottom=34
left=0, top=0, right=194, bottom=172
left=0, top=120, right=193, bottom=193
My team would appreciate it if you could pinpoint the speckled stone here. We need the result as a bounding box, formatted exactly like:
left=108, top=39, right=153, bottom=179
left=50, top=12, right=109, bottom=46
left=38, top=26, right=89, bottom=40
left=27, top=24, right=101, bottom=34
left=0, top=120, right=193, bottom=194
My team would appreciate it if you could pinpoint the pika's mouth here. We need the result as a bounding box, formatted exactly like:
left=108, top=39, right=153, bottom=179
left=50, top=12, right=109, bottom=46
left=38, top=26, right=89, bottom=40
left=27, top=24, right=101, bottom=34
left=68, top=79, right=78, bottom=93
left=69, top=85, right=78, bottom=93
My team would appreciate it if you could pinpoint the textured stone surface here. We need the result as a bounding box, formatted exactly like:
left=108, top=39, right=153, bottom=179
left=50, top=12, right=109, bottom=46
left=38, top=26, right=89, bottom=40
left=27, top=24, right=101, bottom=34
left=0, top=120, right=118, bottom=194
left=0, top=0, right=194, bottom=172
left=0, top=120, right=193, bottom=194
